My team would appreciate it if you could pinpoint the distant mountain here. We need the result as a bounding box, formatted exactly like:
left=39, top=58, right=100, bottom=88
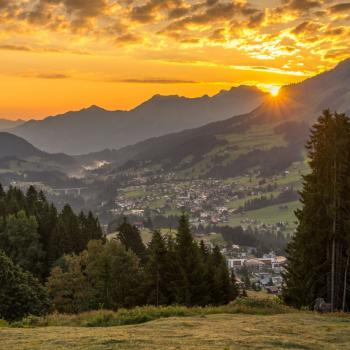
left=0, top=119, right=24, bottom=130
left=9, top=86, right=267, bottom=154
left=0, top=132, right=47, bottom=159
left=0, top=132, right=80, bottom=181
left=93, top=58, right=350, bottom=178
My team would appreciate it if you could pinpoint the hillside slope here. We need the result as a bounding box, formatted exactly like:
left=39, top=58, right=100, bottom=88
left=0, top=133, right=81, bottom=186
left=9, top=86, right=267, bottom=154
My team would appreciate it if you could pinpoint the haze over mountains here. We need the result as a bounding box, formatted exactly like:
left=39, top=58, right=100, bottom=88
left=86, top=58, right=350, bottom=177
left=1, top=58, right=350, bottom=185
left=0, top=132, right=81, bottom=187
left=0, top=119, right=24, bottom=130
left=9, top=86, right=266, bottom=154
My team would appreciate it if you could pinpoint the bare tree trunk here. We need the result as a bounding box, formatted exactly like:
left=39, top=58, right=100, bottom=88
left=156, top=263, right=160, bottom=307
left=331, top=158, right=337, bottom=312
left=331, top=238, right=336, bottom=312
left=342, top=254, right=349, bottom=312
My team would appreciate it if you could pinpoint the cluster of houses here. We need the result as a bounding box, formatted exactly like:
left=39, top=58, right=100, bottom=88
left=111, top=175, right=292, bottom=228
left=227, top=250, right=287, bottom=294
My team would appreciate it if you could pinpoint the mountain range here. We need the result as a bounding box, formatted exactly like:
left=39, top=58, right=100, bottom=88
left=8, top=86, right=266, bottom=154
left=1, top=58, right=350, bottom=189
left=89, top=58, right=350, bottom=178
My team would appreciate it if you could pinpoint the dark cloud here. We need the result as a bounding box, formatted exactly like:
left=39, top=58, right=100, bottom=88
left=115, top=33, right=142, bottom=44
left=168, top=7, right=189, bottom=19
left=282, top=0, right=321, bottom=11
left=325, top=27, right=346, bottom=36
left=248, top=11, right=265, bottom=28
left=42, top=0, right=107, bottom=17
left=291, top=21, right=322, bottom=35
left=161, top=1, right=242, bottom=33
left=130, top=0, right=183, bottom=23
left=21, top=0, right=107, bottom=31
left=329, top=3, right=350, bottom=13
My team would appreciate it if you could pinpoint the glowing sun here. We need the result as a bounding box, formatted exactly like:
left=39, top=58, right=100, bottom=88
left=269, top=85, right=281, bottom=97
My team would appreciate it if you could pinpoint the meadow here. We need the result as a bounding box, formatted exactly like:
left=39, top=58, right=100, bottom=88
left=1, top=310, right=350, bottom=349
left=1, top=295, right=350, bottom=349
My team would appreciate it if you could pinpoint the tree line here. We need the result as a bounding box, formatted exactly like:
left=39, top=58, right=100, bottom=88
left=0, top=185, right=237, bottom=320
left=199, top=225, right=290, bottom=256
left=240, top=188, right=299, bottom=212
left=283, top=110, right=350, bottom=312
left=48, top=215, right=238, bottom=313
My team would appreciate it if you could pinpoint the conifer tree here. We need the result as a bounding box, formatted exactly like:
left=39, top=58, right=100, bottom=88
left=118, top=217, right=146, bottom=263
left=283, top=110, right=350, bottom=311
left=57, top=204, right=82, bottom=255
left=174, top=214, right=210, bottom=306
left=145, top=230, right=177, bottom=305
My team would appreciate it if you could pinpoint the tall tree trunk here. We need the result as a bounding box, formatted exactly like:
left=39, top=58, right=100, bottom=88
left=342, top=254, right=349, bottom=312
left=331, top=238, right=336, bottom=311
left=331, top=158, right=337, bottom=312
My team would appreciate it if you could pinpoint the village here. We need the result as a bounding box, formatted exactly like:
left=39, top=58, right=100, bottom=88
left=106, top=173, right=293, bottom=294
left=110, top=173, right=296, bottom=234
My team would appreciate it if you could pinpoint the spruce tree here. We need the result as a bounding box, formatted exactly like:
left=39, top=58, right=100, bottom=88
left=283, top=110, right=350, bottom=311
left=118, top=217, right=146, bottom=263
left=174, top=214, right=209, bottom=306
left=145, top=230, right=174, bottom=305
left=210, top=245, right=236, bottom=304
left=57, top=204, right=82, bottom=255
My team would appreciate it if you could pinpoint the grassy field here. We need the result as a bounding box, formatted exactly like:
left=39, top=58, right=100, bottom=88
left=227, top=201, right=300, bottom=234
left=1, top=312, right=350, bottom=350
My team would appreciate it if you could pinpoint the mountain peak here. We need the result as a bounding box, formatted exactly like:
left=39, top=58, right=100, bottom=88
left=215, top=85, right=265, bottom=97
left=85, top=105, right=106, bottom=112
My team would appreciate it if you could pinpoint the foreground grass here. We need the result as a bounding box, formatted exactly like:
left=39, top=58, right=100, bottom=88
left=1, top=297, right=350, bottom=349
left=1, top=312, right=350, bottom=349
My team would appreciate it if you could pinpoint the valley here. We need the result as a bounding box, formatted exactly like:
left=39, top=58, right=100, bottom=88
left=1, top=59, right=350, bottom=256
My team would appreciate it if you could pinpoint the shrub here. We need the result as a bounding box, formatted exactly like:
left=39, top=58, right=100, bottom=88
left=10, top=296, right=294, bottom=328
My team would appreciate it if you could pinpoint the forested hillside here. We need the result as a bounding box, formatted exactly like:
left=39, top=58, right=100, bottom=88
left=0, top=184, right=235, bottom=321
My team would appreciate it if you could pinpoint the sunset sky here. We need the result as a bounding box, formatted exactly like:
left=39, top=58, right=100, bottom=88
left=0, top=0, right=349, bottom=119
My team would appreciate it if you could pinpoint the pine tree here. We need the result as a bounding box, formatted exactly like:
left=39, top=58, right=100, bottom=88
left=80, top=211, right=104, bottom=242
left=145, top=230, right=179, bottom=305
left=118, top=217, right=146, bottom=263
left=210, top=245, right=236, bottom=304
left=0, top=183, right=5, bottom=198
left=174, top=214, right=209, bottom=306
left=57, top=204, right=82, bottom=255
left=283, top=110, right=350, bottom=310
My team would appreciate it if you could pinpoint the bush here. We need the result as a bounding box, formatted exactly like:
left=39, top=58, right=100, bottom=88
left=0, top=251, right=51, bottom=321
left=0, top=319, right=9, bottom=327
left=10, top=297, right=294, bottom=328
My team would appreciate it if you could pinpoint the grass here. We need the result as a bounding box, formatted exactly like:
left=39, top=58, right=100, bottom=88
left=1, top=306, right=350, bottom=349
left=227, top=201, right=300, bottom=233
left=6, top=297, right=292, bottom=328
